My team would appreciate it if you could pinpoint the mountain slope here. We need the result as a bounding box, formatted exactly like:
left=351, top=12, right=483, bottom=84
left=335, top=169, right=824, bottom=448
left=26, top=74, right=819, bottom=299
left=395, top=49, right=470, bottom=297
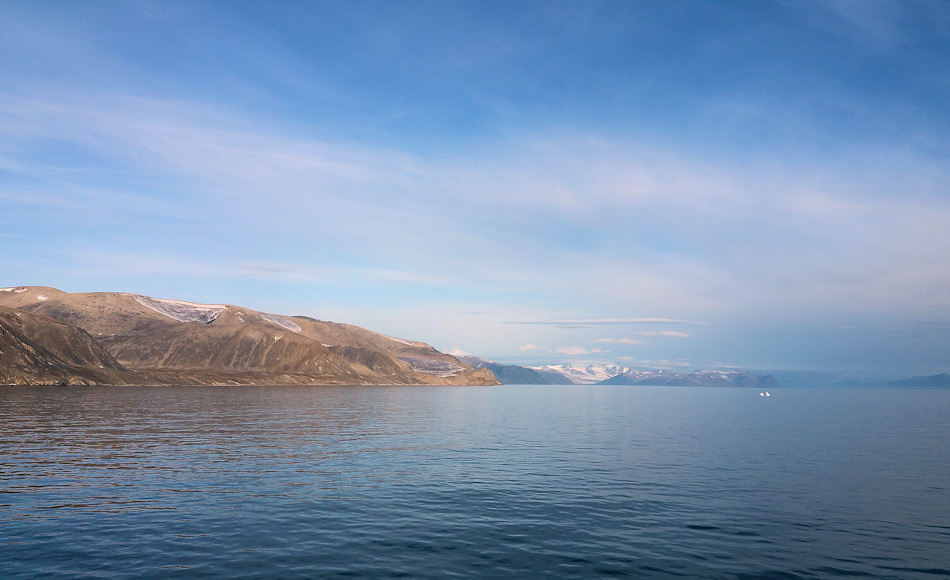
left=0, top=306, right=143, bottom=385
left=530, top=364, right=629, bottom=384
left=458, top=356, right=575, bottom=384
left=0, top=286, right=496, bottom=386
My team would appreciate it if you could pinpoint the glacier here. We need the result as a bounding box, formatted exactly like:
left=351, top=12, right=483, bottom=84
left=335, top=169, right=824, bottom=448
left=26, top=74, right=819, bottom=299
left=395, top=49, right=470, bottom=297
left=133, top=295, right=227, bottom=324
left=260, top=313, right=302, bottom=333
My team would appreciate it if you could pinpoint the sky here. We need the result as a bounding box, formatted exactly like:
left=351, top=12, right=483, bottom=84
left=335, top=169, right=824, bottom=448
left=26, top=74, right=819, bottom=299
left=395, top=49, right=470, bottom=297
left=2, top=1, right=949, bottom=378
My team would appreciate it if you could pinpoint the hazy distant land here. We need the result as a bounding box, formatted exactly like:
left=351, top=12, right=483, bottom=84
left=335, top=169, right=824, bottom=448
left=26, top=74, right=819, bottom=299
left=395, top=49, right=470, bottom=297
left=835, top=374, right=950, bottom=389
left=3, top=286, right=943, bottom=389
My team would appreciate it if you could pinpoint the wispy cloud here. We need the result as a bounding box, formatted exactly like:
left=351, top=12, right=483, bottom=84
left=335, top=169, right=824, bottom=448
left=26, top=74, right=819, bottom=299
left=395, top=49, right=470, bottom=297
left=555, top=346, right=607, bottom=356
left=616, top=357, right=693, bottom=370
left=7, top=93, right=950, bottom=332
left=595, top=332, right=691, bottom=341
left=786, top=0, right=937, bottom=51
left=234, top=263, right=320, bottom=282
left=3, top=3, right=949, bottom=373
left=594, top=338, right=644, bottom=345
left=555, top=346, right=588, bottom=356
left=645, top=331, right=690, bottom=338
left=506, top=318, right=705, bottom=327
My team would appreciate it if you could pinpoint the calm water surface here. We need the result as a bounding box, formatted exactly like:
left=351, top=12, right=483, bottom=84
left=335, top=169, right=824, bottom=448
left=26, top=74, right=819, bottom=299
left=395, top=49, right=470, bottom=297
left=1, top=385, right=948, bottom=578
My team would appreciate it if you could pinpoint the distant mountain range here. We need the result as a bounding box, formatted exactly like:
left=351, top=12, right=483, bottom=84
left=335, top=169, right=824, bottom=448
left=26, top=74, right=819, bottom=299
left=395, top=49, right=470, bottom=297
left=600, top=369, right=781, bottom=389
left=460, top=357, right=782, bottom=388
left=532, top=363, right=630, bottom=384
left=6, top=286, right=939, bottom=390
left=0, top=286, right=497, bottom=386
left=836, top=374, right=950, bottom=389
left=457, top=356, right=574, bottom=384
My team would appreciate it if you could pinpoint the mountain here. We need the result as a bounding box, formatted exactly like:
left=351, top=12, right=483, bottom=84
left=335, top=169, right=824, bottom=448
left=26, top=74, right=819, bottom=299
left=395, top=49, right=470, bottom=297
left=458, top=358, right=780, bottom=389
left=0, top=286, right=497, bottom=386
left=530, top=364, right=629, bottom=384
left=600, top=369, right=781, bottom=388
left=0, top=305, right=144, bottom=385
left=458, top=356, right=574, bottom=384
left=458, top=358, right=783, bottom=388
left=886, top=373, right=950, bottom=388
left=836, top=373, right=950, bottom=389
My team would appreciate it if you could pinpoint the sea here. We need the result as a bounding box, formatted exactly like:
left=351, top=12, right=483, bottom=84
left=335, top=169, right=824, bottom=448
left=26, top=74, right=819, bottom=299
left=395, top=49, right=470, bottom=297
left=1, top=384, right=948, bottom=579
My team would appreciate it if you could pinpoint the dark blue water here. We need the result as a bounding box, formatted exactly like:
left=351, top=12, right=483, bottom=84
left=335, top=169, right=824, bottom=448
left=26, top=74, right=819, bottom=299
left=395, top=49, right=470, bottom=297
left=1, top=385, right=948, bottom=579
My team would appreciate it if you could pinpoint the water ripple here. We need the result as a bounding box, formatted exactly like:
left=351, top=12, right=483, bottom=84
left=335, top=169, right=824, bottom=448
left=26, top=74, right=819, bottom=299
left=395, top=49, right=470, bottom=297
left=1, top=385, right=949, bottom=578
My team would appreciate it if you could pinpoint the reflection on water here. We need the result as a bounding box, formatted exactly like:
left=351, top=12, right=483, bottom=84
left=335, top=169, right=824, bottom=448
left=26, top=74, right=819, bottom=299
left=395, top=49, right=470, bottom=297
left=1, top=385, right=949, bottom=578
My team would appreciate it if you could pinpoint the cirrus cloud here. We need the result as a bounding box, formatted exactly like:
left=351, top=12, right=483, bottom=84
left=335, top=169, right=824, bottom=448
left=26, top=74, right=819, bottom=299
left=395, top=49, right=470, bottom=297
left=594, top=337, right=644, bottom=345
left=555, top=346, right=607, bottom=356
left=505, top=318, right=706, bottom=327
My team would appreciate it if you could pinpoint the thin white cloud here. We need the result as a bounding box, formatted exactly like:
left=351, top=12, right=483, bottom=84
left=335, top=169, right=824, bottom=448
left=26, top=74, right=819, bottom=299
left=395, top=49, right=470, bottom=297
left=234, top=263, right=320, bottom=282
left=616, top=357, right=694, bottom=370
left=641, top=331, right=691, bottom=338
left=519, top=344, right=538, bottom=352
left=8, top=97, right=950, bottom=321
left=595, top=332, right=690, bottom=342
left=507, top=318, right=705, bottom=326
left=787, top=0, right=926, bottom=51
left=3, top=78, right=950, bottom=371
left=554, top=346, right=607, bottom=356
left=555, top=346, right=590, bottom=356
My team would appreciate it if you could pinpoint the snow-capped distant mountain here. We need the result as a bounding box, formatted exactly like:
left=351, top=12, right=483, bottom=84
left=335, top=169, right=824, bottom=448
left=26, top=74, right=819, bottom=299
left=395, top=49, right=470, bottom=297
left=525, top=364, right=782, bottom=389
left=530, top=364, right=630, bottom=384
left=456, top=356, right=574, bottom=384
left=602, top=369, right=781, bottom=388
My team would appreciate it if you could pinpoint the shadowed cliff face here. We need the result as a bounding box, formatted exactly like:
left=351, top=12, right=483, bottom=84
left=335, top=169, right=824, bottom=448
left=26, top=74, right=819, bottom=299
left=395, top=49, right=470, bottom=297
left=0, top=287, right=497, bottom=386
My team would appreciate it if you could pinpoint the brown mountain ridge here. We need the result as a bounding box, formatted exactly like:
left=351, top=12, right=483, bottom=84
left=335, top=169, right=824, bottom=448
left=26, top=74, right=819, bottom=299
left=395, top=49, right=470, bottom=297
left=0, top=286, right=497, bottom=386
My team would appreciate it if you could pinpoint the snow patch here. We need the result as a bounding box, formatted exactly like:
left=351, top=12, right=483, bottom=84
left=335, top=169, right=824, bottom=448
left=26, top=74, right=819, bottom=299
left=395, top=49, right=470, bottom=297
left=399, top=357, right=463, bottom=377
left=133, top=295, right=226, bottom=324
left=383, top=334, right=419, bottom=346
left=36, top=295, right=49, bottom=301
left=531, top=364, right=629, bottom=384
left=260, top=313, right=302, bottom=333
left=1, top=287, right=28, bottom=293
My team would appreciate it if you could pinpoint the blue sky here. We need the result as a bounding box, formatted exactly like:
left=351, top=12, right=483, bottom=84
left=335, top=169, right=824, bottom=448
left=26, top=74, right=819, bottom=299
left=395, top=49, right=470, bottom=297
left=2, top=1, right=949, bottom=377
